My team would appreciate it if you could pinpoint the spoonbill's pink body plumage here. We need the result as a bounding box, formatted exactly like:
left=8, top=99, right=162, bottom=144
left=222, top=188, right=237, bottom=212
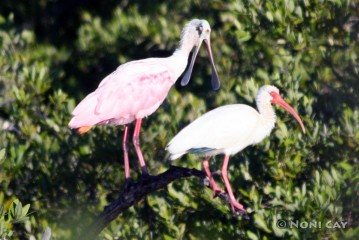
left=166, top=85, right=305, bottom=214
left=69, top=19, right=220, bottom=178
left=69, top=61, right=178, bottom=129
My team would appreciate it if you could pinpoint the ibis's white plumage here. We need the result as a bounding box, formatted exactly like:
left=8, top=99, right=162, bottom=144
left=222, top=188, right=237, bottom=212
left=166, top=86, right=288, bottom=160
left=165, top=85, right=306, bottom=214
left=167, top=104, right=265, bottom=159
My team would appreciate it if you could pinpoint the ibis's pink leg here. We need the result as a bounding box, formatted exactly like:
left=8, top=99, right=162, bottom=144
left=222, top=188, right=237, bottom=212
left=203, top=158, right=225, bottom=197
left=133, top=118, right=149, bottom=175
left=122, top=125, right=130, bottom=179
left=221, top=154, right=245, bottom=213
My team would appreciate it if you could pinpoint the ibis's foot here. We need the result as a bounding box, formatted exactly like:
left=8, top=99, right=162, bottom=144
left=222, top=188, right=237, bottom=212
left=211, top=184, right=226, bottom=198
left=234, top=209, right=250, bottom=219
left=202, top=177, right=225, bottom=198
left=230, top=199, right=247, bottom=217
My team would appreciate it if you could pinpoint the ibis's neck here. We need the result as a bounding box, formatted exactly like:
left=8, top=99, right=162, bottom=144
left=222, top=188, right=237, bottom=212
left=256, top=101, right=276, bottom=137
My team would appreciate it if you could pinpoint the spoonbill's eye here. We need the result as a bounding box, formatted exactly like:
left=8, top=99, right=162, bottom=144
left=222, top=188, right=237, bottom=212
left=196, top=25, right=203, bottom=35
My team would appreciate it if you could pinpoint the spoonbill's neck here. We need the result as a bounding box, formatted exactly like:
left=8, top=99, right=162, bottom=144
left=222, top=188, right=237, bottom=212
left=169, top=30, right=198, bottom=79
left=167, top=49, right=192, bottom=80
left=175, top=43, right=195, bottom=55
left=171, top=37, right=194, bottom=63
left=175, top=26, right=199, bottom=54
left=256, top=100, right=276, bottom=137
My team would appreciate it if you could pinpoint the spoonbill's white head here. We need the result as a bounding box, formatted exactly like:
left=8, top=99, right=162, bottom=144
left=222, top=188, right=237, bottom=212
left=180, top=19, right=220, bottom=90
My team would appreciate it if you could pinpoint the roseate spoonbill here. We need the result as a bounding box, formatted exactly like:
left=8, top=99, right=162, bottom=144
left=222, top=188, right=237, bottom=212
left=166, top=85, right=305, bottom=214
left=69, top=19, right=220, bottom=179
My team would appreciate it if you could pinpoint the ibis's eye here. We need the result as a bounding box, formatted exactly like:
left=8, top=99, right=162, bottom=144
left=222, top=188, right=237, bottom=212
left=269, top=91, right=281, bottom=103
left=269, top=91, right=279, bottom=100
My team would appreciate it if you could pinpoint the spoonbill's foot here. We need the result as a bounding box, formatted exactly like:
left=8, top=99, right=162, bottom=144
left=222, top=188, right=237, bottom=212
left=141, top=172, right=150, bottom=177
left=138, top=170, right=153, bottom=185
left=140, top=166, right=150, bottom=177
left=123, top=178, right=134, bottom=192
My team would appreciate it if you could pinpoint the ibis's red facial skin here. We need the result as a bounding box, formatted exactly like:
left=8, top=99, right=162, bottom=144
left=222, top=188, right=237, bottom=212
left=270, top=91, right=306, bottom=134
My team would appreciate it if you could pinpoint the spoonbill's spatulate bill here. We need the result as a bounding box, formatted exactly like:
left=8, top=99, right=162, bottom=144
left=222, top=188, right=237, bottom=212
left=166, top=85, right=305, bottom=214
left=69, top=19, right=220, bottom=179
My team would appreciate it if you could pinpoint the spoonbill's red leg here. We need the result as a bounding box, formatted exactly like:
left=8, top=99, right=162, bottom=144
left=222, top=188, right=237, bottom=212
left=133, top=118, right=149, bottom=175
left=122, top=125, right=130, bottom=179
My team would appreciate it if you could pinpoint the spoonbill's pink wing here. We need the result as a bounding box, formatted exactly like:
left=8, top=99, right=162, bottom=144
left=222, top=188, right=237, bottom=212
left=69, top=58, right=175, bottom=129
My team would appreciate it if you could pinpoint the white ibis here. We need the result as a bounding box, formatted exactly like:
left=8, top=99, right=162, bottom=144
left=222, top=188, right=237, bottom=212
left=166, top=85, right=305, bottom=214
left=69, top=19, right=220, bottom=179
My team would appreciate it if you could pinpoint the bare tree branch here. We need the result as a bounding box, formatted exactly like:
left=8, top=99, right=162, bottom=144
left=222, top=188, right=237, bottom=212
left=78, top=165, right=247, bottom=240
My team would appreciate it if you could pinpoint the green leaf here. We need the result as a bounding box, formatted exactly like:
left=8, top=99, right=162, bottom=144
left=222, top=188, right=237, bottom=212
left=301, top=183, right=306, bottom=196
left=45, top=119, right=60, bottom=132
left=0, top=205, right=4, bottom=218
left=266, top=11, right=274, bottom=22
left=323, top=170, right=334, bottom=187
left=12, top=216, right=29, bottom=224
left=0, top=149, right=5, bottom=163
left=21, top=204, right=30, bottom=217
left=254, top=214, right=271, bottom=233
left=14, top=201, right=22, bottom=219
left=338, top=162, right=352, bottom=171
left=247, top=230, right=259, bottom=240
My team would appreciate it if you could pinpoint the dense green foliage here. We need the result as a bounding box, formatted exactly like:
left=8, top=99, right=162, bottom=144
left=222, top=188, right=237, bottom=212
left=0, top=0, right=358, bottom=239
